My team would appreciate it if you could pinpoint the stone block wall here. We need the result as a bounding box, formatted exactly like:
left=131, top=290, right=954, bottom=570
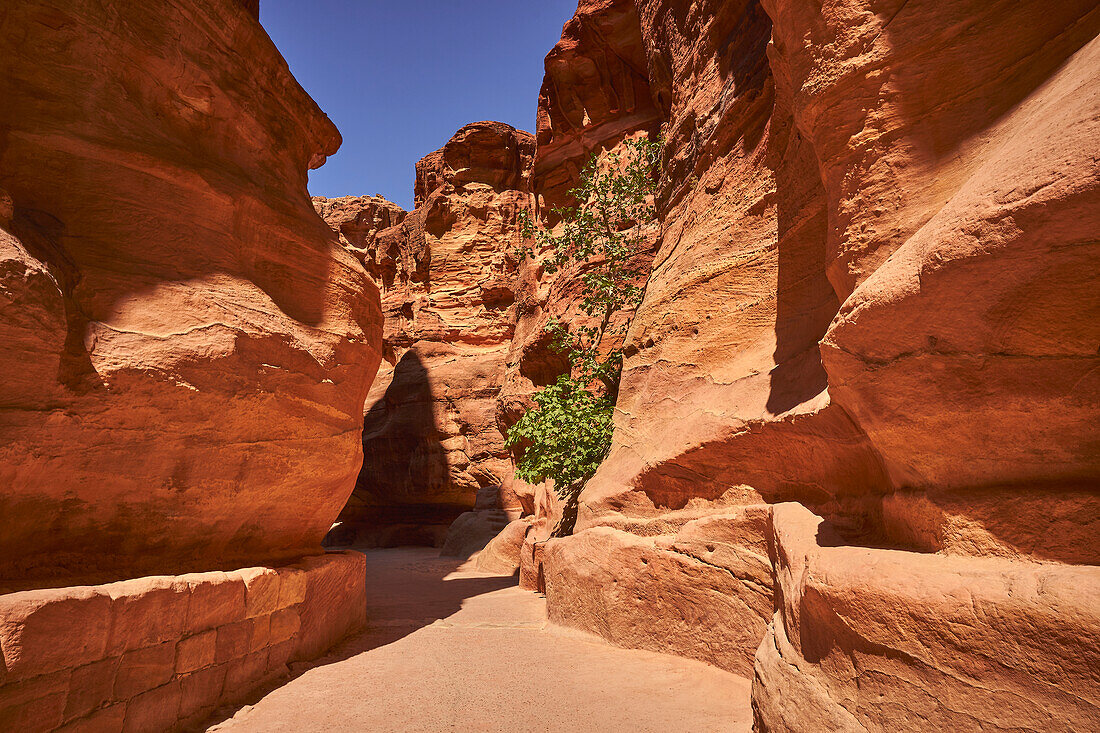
left=0, top=552, right=365, bottom=732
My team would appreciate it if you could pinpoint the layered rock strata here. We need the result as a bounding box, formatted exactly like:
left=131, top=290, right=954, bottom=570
left=533, top=0, right=661, bottom=216
left=0, top=0, right=382, bottom=584
left=0, top=0, right=380, bottom=728
left=316, top=122, right=535, bottom=546
left=518, top=0, right=1100, bottom=726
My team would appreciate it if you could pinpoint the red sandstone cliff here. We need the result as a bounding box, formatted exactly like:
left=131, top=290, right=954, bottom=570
left=523, top=0, right=1100, bottom=729
left=315, top=122, right=535, bottom=546
left=0, top=1, right=381, bottom=728
left=0, top=0, right=1096, bottom=730
left=533, top=0, right=661, bottom=216
left=498, top=0, right=663, bottom=542
left=0, top=0, right=383, bottom=586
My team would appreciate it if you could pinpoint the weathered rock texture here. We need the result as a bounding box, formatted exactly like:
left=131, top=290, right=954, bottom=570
left=533, top=0, right=662, bottom=216
left=0, top=2, right=379, bottom=728
left=754, top=504, right=1100, bottom=732
left=516, top=0, right=1100, bottom=727
left=498, top=0, right=665, bottom=546
left=440, top=486, right=513, bottom=560
left=0, top=551, right=366, bottom=732
left=0, top=1, right=382, bottom=584
left=312, top=195, right=408, bottom=288
left=316, top=122, right=534, bottom=546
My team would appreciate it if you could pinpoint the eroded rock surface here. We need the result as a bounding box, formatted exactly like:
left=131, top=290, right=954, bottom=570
left=316, top=122, right=534, bottom=546
left=753, top=504, right=1100, bottom=732
left=0, top=0, right=382, bottom=585
left=518, top=0, right=1100, bottom=728
left=533, top=0, right=661, bottom=215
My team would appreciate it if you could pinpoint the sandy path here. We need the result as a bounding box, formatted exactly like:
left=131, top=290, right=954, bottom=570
left=208, top=547, right=752, bottom=732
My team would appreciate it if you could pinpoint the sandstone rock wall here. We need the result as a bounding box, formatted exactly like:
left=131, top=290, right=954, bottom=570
left=518, top=0, right=1100, bottom=726
left=754, top=504, right=1100, bottom=732
left=499, top=0, right=664, bottom=541
left=0, top=1, right=380, bottom=727
left=533, top=0, right=661, bottom=217
left=0, top=0, right=383, bottom=586
left=316, top=122, right=534, bottom=546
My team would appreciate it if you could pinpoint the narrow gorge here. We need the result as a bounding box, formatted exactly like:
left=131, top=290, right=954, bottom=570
left=1, top=0, right=1097, bottom=731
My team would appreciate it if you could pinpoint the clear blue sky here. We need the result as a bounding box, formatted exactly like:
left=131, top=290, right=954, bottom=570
left=260, top=0, right=577, bottom=210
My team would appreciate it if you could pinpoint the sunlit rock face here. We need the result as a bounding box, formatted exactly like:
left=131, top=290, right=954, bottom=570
left=532, top=0, right=662, bottom=217
left=752, top=2, right=1100, bottom=727
left=0, top=0, right=383, bottom=586
left=580, top=0, right=886, bottom=530
left=498, top=0, right=663, bottom=541
left=316, top=122, right=535, bottom=547
left=526, top=0, right=1100, bottom=725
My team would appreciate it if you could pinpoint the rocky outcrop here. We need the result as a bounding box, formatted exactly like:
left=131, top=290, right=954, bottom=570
left=754, top=504, right=1100, bottom=732
left=533, top=0, right=661, bottom=216
left=312, top=195, right=408, bottom=287
left=534, top=0, right=810, bottom=670
left=0, top=0, right=382, bottom=586
left=316, top=122, right=534, bottom=546
left=542, top=506, right=773, bottom=676
left=518, top=0, right=1100, bottom=727
left=785, top=0, right=1100, bottom=505
left=440, top=486, right=513, bottom=560
left=499, top=0, right=664, bottom=540
left=0, top=1, right=383, bottom=728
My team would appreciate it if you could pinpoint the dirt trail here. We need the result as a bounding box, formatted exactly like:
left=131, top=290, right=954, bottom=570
left=207, top=547, right=752, bottom=732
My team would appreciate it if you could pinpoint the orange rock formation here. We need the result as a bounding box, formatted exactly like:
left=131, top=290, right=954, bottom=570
left=0, top=0, right=383, bottom=585
left=1, top=0, right=381, bottom=728
left=315, top=122, right=535, bottom=546
left=521, top=0, right=1100, bottom=729
left=1, top=0, right=1097, bottom=730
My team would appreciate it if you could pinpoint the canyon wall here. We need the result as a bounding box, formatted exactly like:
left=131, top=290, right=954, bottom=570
left=316, top=122, right=534, bottom=547
left=0, top=0, right=381, bottom=728
left=519, top=0, right=1100, bottom=728
left=18, top=0, right=1084, bottom=727
left=0, top=0, right=383, bottom=585
left=501, top=0, right=664, bottom=558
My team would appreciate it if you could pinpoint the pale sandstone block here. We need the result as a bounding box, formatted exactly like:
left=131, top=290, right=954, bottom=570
left=291, top=552, right=366, bottom=663
left=102, top=576, right=189, bottom=657
left=0, top=587, right=111, bottom=680
left=274, top=568, right=307, bottom=609
left=179, top=664, right=227, bottom=722
left=182, top=572, right=245, bottom=634
left=268, top=608, right=300, bottom=645
left=113, top=642, right=175, bottom=700
left=266, top=639, right=295, bottom=672
left=223, top=650, right=269, bottom=702
left=249, top=615, right=271, bottom=653
left=174, top=629, right=217, bottom=675
left=238, top=568, right=280, bottom=619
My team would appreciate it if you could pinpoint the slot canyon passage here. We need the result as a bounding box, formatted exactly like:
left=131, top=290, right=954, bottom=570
left=0, top=0, right=1098, bottom=731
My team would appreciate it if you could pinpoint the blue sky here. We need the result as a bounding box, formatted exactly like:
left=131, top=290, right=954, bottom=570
left=261, top=0, right=578, bottom=210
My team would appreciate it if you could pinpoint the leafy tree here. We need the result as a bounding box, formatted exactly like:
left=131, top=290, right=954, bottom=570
left=506, top=136, right=661, bottom=522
